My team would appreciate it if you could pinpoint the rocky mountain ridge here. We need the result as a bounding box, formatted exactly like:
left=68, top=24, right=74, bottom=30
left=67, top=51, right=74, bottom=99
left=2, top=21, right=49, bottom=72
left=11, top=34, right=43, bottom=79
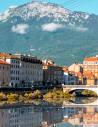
left=0, top=1, right=90, bottom=24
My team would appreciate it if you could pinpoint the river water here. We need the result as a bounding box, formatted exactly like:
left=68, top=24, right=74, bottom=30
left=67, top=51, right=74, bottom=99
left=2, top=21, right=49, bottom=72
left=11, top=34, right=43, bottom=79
left=0, top=97, right=98, bottom=127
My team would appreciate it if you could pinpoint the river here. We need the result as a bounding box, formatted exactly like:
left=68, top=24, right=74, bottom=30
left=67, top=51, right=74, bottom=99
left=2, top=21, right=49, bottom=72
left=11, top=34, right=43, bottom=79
left=0, top=97, right=98, bottom=127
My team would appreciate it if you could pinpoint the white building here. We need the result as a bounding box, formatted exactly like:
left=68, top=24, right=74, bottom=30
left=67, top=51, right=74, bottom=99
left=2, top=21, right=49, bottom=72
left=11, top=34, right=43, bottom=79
left=0, top=53, right=21, bottom=87
left=15, top=53, right=43, bottom=87
left=62, top=70, right=69, bottom=85
left=19, top=107, right=43, bottom=127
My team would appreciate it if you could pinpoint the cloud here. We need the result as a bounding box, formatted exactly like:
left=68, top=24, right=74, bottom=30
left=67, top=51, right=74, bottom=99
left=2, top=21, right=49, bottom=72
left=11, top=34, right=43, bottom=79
left=12, top=24, right=29, bottom=34
left=42, top=23, right=65, bottom=32
left=68, top=24, right=88, bottom=32
left=42, top=23, right=88, bottom=32
left=74, top=25, right=88, bottom=31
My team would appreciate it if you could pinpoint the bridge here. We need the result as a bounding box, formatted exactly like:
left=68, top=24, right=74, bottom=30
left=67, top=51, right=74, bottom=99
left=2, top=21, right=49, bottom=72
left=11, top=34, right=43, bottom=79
left=62, top=85, right=98, bottom=95
left=62, top=98, right=98, bottom=107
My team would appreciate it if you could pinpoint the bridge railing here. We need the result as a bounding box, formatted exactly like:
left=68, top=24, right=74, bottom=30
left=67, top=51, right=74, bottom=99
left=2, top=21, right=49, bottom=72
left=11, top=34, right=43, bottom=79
left=62, top=84, right=98, bottom=88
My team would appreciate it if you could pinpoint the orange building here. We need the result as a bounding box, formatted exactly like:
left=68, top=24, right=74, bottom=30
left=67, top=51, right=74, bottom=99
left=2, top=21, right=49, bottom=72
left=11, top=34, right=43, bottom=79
left=0, top=59, right=11, bottom=87
left=83, top=56, right=98, bottom=79
left=83, top=112, right=98, bottom=125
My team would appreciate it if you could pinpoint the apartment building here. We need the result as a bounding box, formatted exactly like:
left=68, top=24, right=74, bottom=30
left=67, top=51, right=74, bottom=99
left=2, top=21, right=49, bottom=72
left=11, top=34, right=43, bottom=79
left=83, top=112, right=98, bottom=127
left=42, top=59, right=62, bottom=85
left=15, top=53, right=43, bottom=87
left=68, top=62, right=83, bottom=73
left=0, top=53, right=21, bottom=87
left=0, top=59, right=10, bottom=87
left=0, top=109, right=9, bottom=127
left=83, top=56, right=98, bottom=79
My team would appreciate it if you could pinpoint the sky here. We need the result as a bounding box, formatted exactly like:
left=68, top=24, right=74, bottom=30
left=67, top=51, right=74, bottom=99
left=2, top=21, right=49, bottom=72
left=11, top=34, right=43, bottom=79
left=0, top=0, right=98, bottom=15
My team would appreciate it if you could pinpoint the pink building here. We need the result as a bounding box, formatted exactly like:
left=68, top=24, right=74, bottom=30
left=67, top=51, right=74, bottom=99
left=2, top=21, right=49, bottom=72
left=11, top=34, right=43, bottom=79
left=0, top=59, right=11, bottom=87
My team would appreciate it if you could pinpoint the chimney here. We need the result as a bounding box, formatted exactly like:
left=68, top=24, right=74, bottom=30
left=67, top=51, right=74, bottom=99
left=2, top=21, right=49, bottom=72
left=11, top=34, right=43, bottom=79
left=28, top=54, right=31, bottom=57
left=24, top=54, right=27, bottom=56
left=3, top=56, right=6, bottom=61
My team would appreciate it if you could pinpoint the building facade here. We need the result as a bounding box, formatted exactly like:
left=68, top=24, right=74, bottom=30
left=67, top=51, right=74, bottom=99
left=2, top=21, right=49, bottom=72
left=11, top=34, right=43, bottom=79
left=0, top=59, right=10, bottom=87
left=83, top=56, right=98, bottom=79
left=42, top=59, right=62, bottom=85
left=0, top=53, right=21, bottom=87
left=68, top=62, right=83, bottom=73
left=15, top=53, right=43, bottom=87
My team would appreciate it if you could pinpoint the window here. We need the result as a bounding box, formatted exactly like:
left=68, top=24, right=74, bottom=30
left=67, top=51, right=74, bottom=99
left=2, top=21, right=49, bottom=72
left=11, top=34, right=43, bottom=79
left=3, top=72, right=4, bottom=76
left=0, top=71, right=1, bottom=75
left=92, top=66, right=94, bottom=68
left=7, top=72, right=8, bottom=76
left=0, top=66, right=1, bottom=69
left=3, top=66, right=4, bottom=69
left=95, top=66, right=97, bottom=68
left=6, top=79, right=8, bottom=82
left=88, top=66, right=90, bottom=68
left=85, top=66, right=87, bottom=68
left=95, top=69, right=97, bottom=72
left=6, top=67, right=9, bottom=70
left=88, top=70, right=90, bottom=72
left=12, top=60, right=13, bottom=63
left=84, top=62, right=87, bottom=65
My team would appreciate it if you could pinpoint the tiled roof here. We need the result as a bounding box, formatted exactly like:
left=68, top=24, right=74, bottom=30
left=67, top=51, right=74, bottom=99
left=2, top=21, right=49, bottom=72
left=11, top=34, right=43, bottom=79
left=63, top=69, right=69, bottom=72
left=0, top=60, right=10, bottom=65
left=83, top=113, right=94, bottom=117
left=0, top=53, right=21, bottom=59
left=42, top=62, right=47, bottom=66
left=69, top=71, right=95, bottom=79
left=84, top=58, right=98, bottom=61
left=83, top=73, right=95, bottom=79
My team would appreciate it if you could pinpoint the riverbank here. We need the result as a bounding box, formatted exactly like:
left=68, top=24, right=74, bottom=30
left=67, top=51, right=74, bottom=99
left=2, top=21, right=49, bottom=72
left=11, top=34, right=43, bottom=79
left=44, top=88, right=98, bottom=99
left=0, top=88, right=97, bottom=101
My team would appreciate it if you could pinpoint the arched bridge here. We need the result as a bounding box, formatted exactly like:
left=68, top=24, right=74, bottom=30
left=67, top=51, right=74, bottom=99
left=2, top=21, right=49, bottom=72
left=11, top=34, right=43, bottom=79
left=62, top=85, right=98, bottom=95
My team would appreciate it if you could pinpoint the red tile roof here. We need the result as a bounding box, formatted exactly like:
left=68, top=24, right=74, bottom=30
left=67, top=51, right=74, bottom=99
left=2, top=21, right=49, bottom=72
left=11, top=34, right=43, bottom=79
left=84, top=58, right=98, bottom=61
left=0, top=60, right=10, bottom=65
left=0, top=53, right=21, bottom=59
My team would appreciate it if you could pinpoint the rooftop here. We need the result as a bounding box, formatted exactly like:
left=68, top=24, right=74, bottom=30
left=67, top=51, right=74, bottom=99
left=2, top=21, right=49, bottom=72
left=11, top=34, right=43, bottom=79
left=0, top=60, right=10, bottom=65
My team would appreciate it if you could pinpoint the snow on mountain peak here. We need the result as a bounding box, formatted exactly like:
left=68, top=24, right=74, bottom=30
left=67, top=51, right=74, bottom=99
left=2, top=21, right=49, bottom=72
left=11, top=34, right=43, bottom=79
left=0, top=1, right=90, bottom=23
left=9, top=6, right=18, bottom=9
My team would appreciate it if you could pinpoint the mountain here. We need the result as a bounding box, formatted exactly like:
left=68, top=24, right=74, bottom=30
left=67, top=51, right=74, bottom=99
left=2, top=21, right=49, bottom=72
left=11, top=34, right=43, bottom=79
left=0, top=1, right=98, bottom=66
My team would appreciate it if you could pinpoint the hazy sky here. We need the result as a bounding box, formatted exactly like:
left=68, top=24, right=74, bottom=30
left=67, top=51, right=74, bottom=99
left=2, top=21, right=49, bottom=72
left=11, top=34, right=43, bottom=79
left=0, top=0, right=98, bottom=15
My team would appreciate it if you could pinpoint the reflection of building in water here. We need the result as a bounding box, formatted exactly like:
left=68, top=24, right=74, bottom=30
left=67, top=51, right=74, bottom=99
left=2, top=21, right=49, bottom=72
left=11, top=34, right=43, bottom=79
left=9, top=108, right=20, bottom=127
left=68, top=107, right=78, bottom=117
left=62, top=107, right=83, bottom=126
left=19, top=107, right=43, bottom=127
left=0, top=107, right=43, bottom=127
left=42, top=107, right=62, bottom=125
left=68, top=113, right=83, bottom=126
left=62, top=107, right=69, bottom=119
left=0, top=109, right=9, bottom=127
left=83, top=112, right=98, bottom=127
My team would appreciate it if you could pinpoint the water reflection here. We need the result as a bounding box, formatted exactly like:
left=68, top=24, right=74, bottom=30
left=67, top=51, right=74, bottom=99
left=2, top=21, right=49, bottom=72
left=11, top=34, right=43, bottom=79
left=0, top=97, right=98, bottom=127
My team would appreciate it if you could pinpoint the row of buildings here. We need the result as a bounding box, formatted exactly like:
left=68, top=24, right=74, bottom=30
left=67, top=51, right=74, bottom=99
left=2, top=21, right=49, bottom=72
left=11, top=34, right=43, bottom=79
left=1, top=52, right=98, bottom=87
left=0, top=53, right=62, bottom=87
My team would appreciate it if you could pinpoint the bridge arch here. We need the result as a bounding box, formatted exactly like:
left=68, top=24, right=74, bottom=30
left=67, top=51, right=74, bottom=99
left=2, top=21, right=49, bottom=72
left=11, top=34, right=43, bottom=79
left=62, top=85, right=98, bottom=95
